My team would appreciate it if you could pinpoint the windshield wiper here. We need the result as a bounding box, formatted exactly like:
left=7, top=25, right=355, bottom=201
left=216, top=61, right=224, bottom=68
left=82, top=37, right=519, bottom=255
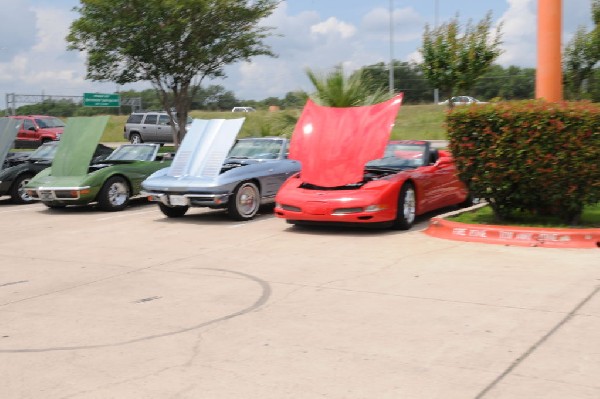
left=365, top=166, right=403, bottom=172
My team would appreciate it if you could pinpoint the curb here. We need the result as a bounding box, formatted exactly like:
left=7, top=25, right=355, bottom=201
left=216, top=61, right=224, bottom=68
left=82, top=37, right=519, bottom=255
left=424, top=204, right=600, bottom=249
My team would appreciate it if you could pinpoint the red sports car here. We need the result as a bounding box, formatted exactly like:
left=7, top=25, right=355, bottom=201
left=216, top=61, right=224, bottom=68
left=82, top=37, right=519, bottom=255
left=274, top=97, right=470, bottom=229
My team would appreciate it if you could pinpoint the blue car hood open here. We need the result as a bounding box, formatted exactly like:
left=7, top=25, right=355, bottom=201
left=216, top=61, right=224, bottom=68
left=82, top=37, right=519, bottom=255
left=289, top=95, right=403, bottom=187
left=0, top=118, right=20, bottom=167
left=166, top=118, right=245, bottom=179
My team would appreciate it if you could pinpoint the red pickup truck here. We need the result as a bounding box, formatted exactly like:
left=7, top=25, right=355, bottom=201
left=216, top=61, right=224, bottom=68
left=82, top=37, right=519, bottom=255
left=5, top=115, right=65, bottom=148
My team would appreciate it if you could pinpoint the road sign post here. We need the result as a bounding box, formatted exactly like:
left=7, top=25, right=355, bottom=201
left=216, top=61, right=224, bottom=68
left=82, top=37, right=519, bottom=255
left=83, top=93, right=120, bottom=107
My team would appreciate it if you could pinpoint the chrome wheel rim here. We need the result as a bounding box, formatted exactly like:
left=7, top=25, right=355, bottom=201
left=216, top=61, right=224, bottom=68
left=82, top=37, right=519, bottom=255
left=18, top=177, right=32, bottom=201
left=237, top=184, right=259, bottom=217
left=403, top=187, right=416, bottom=224
left=131, top=135, right=141, bottom=144
left=108, top=181, right=129, bottom=206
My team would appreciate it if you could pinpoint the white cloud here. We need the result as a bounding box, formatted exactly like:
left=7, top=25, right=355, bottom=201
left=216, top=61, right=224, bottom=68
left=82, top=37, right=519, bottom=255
left=496, top=0, right=537, bottom=67
left=362, top=7, right=424, bottom=42
left=32, top=7, right=73, bottom=54
left=310, top=17, right=357, bottom=39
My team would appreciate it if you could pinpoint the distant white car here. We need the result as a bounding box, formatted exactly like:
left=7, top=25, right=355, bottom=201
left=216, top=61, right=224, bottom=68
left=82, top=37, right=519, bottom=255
left=231, top=106, right=256, bottom=112
left=438, top=96, right=487, bottom=105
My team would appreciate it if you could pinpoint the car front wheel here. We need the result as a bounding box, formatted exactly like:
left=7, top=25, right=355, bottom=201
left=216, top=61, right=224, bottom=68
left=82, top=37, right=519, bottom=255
left=97, top=176, right=130, bottom=211
left=393, top=182, right=416, bottom=230
left=158, top=203, right=189, bottom=218
left=228, top=181, right=260, bottom=220
left=130, top=133, right=143, bottom=144
left=10, top=173, right=34, bottom=204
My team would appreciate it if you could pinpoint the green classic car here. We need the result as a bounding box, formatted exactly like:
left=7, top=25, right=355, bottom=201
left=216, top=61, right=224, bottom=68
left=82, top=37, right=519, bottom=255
left=25, top=116, right=172, bottom=211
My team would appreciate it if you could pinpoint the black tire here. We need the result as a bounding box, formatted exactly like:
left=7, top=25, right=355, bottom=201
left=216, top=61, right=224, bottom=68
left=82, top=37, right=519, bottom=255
left=43, top=202, right=66, bottom=209
left=97, top=176, right=130, bottom=211
left=228, top=181, right=260, bottom=220
left=158, top=203, right=189, bottom=218
left=130, top=133, right=143, bottom=144
left=393, top=182, right=416, bottom=230
left=9, top=173, right=34, bottom=204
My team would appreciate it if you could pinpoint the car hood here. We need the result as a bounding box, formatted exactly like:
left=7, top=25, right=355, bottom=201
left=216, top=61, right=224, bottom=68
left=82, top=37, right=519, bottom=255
left=289, top=95, right=403, bottom=187
left=0, top=118, right=20, bottom=167
left=32, top=175, right=87, bottom=188
left=166, top=118, right=245, bottom=179
left=50, top=116, right=109, bottom=177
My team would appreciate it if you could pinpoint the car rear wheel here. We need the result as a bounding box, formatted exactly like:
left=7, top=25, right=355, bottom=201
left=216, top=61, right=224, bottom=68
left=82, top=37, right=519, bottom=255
left=393, top=182, right=416, bottom=230
left=10, top=173, right=34, bottom=204
left=158, top=203, right=189, bottom=218
left=97, top=176, right=130, bottom=211
left=228, top=181, right=260, bottom=220
left=130, top=133, right=143, bottom=144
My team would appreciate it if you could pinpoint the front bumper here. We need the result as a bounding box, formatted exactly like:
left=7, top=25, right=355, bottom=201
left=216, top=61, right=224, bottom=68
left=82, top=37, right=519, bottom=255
left=141, top=190, right=231, bottom=208
left=274, top=201, right=397, bottom=224
left=26, top=186, right=95, bottom=203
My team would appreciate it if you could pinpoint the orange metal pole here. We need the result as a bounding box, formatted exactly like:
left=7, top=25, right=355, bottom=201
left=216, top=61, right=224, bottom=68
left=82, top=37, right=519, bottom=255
left=536, top=0, right=563, bottom=101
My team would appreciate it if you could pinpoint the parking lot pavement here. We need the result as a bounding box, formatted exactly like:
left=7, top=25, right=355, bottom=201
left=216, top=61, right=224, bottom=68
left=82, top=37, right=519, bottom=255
left=1, top=200, right=599, bottom=398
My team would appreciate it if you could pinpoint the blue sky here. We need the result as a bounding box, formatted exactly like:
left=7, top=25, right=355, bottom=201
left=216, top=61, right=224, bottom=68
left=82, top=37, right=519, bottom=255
left=0, top=0, right=595, bottom=107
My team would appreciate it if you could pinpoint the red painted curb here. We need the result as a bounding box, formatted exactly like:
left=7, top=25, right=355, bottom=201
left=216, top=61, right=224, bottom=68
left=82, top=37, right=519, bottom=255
left=425, top=217, right=600, bottom=249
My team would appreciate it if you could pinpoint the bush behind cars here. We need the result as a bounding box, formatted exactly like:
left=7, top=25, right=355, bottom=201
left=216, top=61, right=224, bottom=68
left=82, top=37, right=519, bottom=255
left=447, top=100, right=600, bottom=224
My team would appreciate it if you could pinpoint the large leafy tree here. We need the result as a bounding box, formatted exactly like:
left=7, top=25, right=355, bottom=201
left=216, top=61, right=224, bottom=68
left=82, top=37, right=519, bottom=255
left=67, top=0, right=279, bottom=146
left=420, top=13, right=503, bottom=106
left=563, top=0, right=600, bottom=99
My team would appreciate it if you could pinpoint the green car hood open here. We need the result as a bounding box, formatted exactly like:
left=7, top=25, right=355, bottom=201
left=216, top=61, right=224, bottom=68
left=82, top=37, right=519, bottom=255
left=50, top=116, right=109, bottom=177
left=0, top=118, right=20, bottom=167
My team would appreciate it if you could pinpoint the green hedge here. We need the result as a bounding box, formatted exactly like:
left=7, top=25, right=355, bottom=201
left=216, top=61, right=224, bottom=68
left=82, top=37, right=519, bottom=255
left=447, top=101, right=600, bottom=224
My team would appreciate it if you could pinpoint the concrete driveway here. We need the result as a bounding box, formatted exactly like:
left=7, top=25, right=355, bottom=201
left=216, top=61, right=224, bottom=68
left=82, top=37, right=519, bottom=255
left=1, top=200, right=598, bottom=398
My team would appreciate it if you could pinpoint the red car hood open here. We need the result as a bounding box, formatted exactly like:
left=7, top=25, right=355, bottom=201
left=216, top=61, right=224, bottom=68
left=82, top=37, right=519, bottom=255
left=289, top=94, right=403, bottom=187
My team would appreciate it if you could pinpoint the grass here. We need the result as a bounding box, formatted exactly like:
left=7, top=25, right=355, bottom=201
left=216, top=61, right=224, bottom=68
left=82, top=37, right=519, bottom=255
left=449, top=204, right=600, bottom=228
left=98, top=104, right=449, bottom=143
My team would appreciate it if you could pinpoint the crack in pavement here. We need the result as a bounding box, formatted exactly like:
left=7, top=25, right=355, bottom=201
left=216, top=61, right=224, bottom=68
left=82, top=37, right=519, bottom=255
left=474, top=284, right=600, bottom=398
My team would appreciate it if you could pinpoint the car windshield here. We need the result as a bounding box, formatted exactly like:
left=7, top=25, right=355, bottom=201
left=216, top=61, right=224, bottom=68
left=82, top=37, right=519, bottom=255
left=106, top=144, right=157, bottom=161
left=366, top=142, right=426, bottom=169
left=35, top=117, right=65, bottom=128
left=228, top=139, right=283, bottom=159
left=29, top=143, right=58, bottom=161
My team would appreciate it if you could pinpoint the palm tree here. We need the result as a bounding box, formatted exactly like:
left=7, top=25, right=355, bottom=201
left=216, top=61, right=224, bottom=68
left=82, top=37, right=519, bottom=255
left=305, top=65, right=391, bottom=107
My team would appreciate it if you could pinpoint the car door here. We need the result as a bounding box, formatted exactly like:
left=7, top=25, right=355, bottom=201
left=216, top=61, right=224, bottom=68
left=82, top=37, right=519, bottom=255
left=141, top=114, right=159, bottom=142
left=20, top=119, right=37, bottom=145
left=156, top=114, right=173, bottom=143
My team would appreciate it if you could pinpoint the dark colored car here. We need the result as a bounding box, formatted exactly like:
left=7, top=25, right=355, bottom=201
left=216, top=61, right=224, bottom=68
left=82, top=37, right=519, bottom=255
left=0, top=142, right=114, bottom=204
left=5, top=115, right=66, bottom=148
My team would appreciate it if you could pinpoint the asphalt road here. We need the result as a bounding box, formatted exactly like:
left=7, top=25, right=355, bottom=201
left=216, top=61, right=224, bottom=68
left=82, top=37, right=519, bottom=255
left=0, top=199, right=598, bottom=398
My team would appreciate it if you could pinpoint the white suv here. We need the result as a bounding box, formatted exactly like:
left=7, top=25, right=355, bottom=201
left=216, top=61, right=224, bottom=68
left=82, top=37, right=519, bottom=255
left=123, top=111, right=192, bottom=144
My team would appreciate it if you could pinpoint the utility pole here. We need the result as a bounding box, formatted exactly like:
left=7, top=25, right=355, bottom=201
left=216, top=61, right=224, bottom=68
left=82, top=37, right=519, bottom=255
left=389, top=0, right=395, bottom=95
left=433, top=0, right=439, bottom=104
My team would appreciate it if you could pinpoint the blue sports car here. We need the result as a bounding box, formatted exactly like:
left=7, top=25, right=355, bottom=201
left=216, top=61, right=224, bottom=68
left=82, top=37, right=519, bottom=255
left=142, top=118, right=300, bottom=220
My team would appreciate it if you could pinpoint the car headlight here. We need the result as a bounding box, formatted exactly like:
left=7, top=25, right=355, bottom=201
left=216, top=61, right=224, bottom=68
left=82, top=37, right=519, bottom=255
left=364, top=204, right=388, bottom=212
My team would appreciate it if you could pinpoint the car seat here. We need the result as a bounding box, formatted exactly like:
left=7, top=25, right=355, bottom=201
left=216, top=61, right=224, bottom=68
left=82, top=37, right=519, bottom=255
left=429, top=149, right=439, bottom=165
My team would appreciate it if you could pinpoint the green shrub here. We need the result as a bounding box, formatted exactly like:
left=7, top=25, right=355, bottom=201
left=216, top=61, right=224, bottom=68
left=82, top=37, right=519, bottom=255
left=447, top=100, right=600, bottom=224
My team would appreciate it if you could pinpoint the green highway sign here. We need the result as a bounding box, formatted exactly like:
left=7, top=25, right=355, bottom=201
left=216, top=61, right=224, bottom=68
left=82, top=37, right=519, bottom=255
left=83, top=92, right=120, bottom=107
